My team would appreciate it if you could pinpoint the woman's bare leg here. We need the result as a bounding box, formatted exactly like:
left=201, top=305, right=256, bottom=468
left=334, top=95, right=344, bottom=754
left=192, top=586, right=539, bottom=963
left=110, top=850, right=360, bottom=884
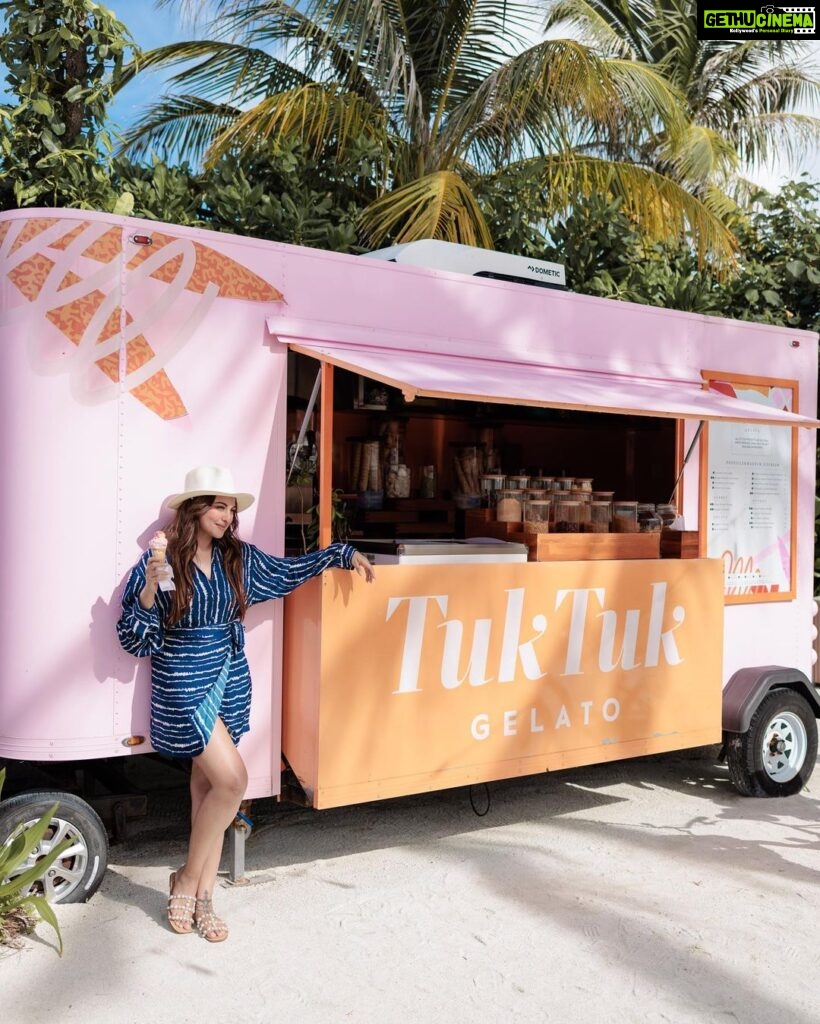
left=172, top=719, right=247, bottom=910
left=188, top=759, right=227, bottom=895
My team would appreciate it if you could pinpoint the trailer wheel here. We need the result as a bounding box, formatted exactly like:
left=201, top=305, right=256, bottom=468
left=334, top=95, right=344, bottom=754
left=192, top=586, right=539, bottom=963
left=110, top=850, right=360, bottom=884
left=0, top=791, right=108, bottom=903
left=726, top=690, right=818, bottom=797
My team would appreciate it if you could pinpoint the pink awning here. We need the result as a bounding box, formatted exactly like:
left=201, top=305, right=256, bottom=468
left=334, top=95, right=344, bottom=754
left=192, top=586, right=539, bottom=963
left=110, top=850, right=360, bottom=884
left=282, top=337, right=819, bottom=428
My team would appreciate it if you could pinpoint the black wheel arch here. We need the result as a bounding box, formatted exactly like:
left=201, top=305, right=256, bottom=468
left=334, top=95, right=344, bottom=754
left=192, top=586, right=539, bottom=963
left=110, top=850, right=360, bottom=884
left=722, top=665, right=820, bottom=735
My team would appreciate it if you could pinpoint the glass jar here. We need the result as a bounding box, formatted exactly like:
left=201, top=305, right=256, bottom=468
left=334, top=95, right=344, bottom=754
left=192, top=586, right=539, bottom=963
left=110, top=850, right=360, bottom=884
left=480, top=474, right=507, bottom=507
left=523, top=499, right=551, bottom=533
left=574, top=477, right=594, bottom=492
left=612, top=500, right=639, bottom=533
left=656, top=503, right=677, bottom=528
left=385, top=464, right=411, bottom=499
left=586, top=500, right=612, bottom=533
left=524, top=488, right=549, bottom=503
left=452, top=445, right=481, bottom=503
left=505, top=475, right=530, bottom=490
left=637, top=503, right=663, bottom=533
left=531, top=477, right=555, bottom=490
left=357, top=440, right=384, bottom=508
left=496, top=489, right=524, bottom=523
left=420, top=465, right=437, bottom=499
left=592, top=490, right=615, bottom=502
left=554, top=477, right=575, bottom=491
left=380, top=418, right=406, bottom=471
left=553, top=500, right=582, bottom=533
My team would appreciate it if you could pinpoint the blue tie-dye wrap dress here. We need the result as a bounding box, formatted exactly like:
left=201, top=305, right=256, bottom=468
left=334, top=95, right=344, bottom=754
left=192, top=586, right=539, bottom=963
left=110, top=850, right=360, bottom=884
left=117, top=541, right=356, bottom=757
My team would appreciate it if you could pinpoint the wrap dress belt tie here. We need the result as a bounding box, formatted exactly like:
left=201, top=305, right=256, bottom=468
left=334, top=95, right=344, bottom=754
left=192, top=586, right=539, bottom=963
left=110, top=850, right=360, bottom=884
left=158, top=621, right=246, bottom=752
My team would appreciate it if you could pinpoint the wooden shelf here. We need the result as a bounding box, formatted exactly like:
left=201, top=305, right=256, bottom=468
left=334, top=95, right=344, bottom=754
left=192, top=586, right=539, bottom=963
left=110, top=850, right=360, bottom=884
left=525, top=532, right=661, bottom=561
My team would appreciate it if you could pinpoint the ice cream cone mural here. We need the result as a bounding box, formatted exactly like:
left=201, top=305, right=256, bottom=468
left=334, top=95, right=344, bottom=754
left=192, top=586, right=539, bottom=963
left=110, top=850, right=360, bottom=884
left=0, top=216, right=283, bottom=419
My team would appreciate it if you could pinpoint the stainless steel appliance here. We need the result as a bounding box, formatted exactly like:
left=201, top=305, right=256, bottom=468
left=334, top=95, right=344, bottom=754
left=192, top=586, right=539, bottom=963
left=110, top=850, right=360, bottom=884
left=355, top=538, right=528, bottom=565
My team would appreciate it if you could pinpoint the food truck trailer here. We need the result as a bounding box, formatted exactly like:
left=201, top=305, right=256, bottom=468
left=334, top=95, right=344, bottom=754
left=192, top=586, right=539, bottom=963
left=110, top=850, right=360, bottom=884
left=1, top=207, right=818, bottom=904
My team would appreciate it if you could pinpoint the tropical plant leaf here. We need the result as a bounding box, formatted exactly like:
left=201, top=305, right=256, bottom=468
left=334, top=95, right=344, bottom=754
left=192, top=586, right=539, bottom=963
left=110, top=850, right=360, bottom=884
left=530, top=154, right=738, bottom=265
left=358, top=169, right=493, bottom=247
left=120, top=95, right=241, bottom=163
left=20, top=895, right=63, bottom=957
left=0, top=803, right=60, bottom=880
left=205, top=84, right=388, bottom=166
left=0, top=832, right=73, bottom=901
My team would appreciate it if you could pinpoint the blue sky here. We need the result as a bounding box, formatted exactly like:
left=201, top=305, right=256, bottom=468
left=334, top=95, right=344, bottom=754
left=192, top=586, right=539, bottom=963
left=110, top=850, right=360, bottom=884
left=106, top=1, right=190, bottom=140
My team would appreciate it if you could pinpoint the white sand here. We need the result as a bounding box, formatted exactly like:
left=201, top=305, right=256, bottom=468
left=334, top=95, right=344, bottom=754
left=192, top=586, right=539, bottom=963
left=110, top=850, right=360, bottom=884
left=3, top=747, right=819, bottom=1024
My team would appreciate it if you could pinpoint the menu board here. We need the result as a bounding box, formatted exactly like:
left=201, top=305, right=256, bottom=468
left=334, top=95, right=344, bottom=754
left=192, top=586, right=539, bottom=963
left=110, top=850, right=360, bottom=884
left=703, top=377, right=796, bottom=602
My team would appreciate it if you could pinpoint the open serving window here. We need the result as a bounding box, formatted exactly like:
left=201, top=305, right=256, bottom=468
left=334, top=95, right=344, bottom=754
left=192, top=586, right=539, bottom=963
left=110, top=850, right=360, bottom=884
left=281, top=337, right=816, bottom=591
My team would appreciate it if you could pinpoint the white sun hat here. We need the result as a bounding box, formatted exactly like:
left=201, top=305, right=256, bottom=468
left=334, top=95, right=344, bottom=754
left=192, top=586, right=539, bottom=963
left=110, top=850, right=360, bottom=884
left=166, top=465, right=255, bottom=512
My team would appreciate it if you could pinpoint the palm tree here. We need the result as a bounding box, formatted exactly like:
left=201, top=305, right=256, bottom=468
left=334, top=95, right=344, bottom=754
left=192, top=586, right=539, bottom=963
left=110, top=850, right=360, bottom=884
left=543, top=0, right=820, bottom=192
left=121, top=0, right=736, bottom=257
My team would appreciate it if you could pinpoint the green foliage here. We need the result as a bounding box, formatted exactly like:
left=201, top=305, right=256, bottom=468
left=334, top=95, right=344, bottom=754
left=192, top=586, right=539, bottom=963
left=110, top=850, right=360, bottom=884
left=199, top=139, right=372, bottom=251
left=720, top=179, right=820, bottom=333
left=304, top=490, right=351, bottom=552
left=515, top=182, right=818, bottom=332
left=0, top=768, right=70, bottom=956
left=111, top=156, right=209, bottom=225
left=108, top=138, right=376, bottom=254
left=515, top=191, right=722, bottom=314
left=0, top=0, right=138, bottom=210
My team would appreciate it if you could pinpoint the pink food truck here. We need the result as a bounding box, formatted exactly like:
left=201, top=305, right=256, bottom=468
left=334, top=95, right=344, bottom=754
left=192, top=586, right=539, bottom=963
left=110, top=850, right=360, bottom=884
left=1, top=207, right=818, bottom=904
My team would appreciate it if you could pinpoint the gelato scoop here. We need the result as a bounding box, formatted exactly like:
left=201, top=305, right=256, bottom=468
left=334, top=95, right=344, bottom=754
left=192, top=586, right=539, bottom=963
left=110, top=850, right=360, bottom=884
left=149, top=530, right=176, bottom=591
left=150, top=530, right=168, bottom=560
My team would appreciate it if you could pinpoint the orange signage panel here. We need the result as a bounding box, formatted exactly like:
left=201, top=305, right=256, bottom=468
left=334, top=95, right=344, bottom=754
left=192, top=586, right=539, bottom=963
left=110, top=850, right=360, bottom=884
left=282, top=559, right=724, bottom=808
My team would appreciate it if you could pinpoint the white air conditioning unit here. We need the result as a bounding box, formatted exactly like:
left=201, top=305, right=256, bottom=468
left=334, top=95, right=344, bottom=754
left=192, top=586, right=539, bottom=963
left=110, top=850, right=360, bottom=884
left=362, top=239, right=566, bottom=290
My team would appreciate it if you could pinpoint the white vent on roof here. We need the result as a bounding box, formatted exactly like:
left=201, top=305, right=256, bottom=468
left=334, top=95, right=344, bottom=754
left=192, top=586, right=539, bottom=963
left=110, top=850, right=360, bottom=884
left=362, top=239, right=566, bottom=289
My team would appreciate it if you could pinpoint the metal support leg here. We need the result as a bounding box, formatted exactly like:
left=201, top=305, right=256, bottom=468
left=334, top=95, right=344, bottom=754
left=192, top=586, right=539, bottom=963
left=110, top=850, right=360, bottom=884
left=228, top=823, right=246, bottom=884
left=227, top=800, right=253, bottom=885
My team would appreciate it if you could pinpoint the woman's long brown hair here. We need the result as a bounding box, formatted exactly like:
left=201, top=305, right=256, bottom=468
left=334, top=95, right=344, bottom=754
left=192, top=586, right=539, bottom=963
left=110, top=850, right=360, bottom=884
left=164, top=495, right=248, bottom=626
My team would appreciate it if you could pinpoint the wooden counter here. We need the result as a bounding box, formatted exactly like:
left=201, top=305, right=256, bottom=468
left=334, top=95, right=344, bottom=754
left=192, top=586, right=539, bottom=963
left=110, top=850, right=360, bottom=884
left=283, top=559, right=724, bottom=809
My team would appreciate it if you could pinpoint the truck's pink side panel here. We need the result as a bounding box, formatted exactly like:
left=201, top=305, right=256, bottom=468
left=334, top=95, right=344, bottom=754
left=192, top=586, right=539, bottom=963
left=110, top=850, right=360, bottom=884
left=1, top=208, right=817, bottom=803
left=0, top=210, right=288, bottom=798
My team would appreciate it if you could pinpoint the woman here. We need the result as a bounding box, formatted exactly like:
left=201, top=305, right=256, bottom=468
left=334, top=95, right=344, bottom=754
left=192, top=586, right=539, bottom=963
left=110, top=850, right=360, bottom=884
left=117, top=465, right=374, bottom=942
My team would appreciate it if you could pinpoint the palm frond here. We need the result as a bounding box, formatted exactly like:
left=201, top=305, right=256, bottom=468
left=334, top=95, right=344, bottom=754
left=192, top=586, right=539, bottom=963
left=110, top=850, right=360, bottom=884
left=656, top=124, right=739, bottom=184
left=706, top=65, right=820, bottom=125
left=273, top=0, right=424, bottom=129
left=542, top=0, right=644, bottom=58
left=407, top=0, right=534, bottom=108
left=217, top=1, right=395, bottom=116
left=529, top=154, right=738, bottom=264
left=548, top=0, right=680, bottom=60
left=726, top=112, right=820, bottom=171
left=120, top=40, right=312, bottom=107
left=204, top=84, right=389, bottom=167
left=120, top=95, right=241, bottom=163
left=443, top=40, right=687, bottom=171
left=358, top=170, right=493, bottom=248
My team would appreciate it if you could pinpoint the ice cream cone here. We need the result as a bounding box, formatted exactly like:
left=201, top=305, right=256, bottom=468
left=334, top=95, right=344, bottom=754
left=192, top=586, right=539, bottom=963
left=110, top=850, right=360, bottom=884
left=150, top=530, right=168, bottom=561
left=149, top=530, right=175, bottom=591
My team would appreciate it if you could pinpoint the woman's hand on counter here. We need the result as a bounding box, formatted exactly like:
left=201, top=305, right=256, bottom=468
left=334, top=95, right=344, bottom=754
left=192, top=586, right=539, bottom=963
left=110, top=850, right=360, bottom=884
left=351, top=550, right=376, bottom=583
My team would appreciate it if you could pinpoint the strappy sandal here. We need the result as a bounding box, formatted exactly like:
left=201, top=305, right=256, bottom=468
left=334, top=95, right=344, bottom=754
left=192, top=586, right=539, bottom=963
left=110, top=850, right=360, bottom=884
left=195, top=895, right=229, bottom=943
left=167, top=871, right=196, bottom=934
